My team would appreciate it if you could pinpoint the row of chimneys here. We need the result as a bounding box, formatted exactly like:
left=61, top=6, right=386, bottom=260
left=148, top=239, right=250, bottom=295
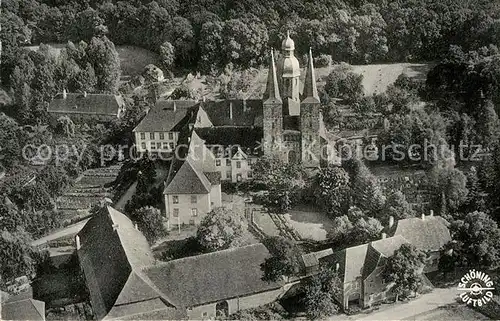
left=381, top=210, right=434, bottom=239
left=62, top=89, right=88, bottom=99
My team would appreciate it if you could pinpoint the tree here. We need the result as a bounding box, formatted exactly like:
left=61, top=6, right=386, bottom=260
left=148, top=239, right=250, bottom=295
left=383, top=190, right=414, bottom=220
left=159, top=41, right=175, bottom=71
left=428, top=166, right=468, bottom=215
left=476, top=99, right=500, bottom=149
left=131, top=207, right=167, bottom=244
left=324, top=64, right=364, bottom=103
left=382, top=243, right=426, bottom=301
left=0, top=114, right=20, bottom=170
left=196, top=207, right=246, bottom=252
left=261, top=236, right=302, bottom=282
left=56, top=116, right=76, bottom=137
left=303, top=266, right=342, bottom=319
left=86, top=36, right=120, bottom=93
left=350, top=216, right=384, bottom=245
left=38, top=165, right=71, bottom=198
left=344, top=157, right=385, bottom=218
left=328, top=215, right=353, bottom=241
left=314, top=167, right=350, bottom=217
left=451, top=211, right=500, bottom=268
left=169, top=85, right=196, bottom=100
left=70, top=8, right=107, bottom=42
left=253, top=156, right=305, bottom=213
left=0, top=229, right=46, bottom=287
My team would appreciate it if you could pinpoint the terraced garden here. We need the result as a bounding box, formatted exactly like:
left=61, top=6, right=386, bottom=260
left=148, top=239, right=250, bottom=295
left=56, top=164, right=123, bottom=224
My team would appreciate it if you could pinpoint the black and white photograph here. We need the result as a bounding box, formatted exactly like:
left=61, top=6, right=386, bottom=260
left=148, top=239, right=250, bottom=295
left=0, top=0, right=500, bottom=320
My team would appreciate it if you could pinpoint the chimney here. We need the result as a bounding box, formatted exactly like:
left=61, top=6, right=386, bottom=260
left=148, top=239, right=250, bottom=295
left=203, top=96, right=206, bottom=102
left=421, top=213, right=425, bottom=220
left=112, top=223, right=119, bottom=231
left=173, top=101, right=177, bottom=112
left=134, top=223, right=139, bottom=230
left=430, top=209, right=434, bottom=217
left=229, top=102, right=233, bottom=119
left=83, top=91, right=87, bottom=98
left=335, top=262, right=339, bottom=271
left=388, top=216, right=394, bottom=229
left=75, top=235, right=81, bottom=250
left=63, top=88, right=67, bottom=99
left=243, top=99, right=247, bottom=112
left=381, top=232, right=387, bottom=239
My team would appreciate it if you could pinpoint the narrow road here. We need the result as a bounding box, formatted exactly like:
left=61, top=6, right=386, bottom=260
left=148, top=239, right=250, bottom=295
left=354, top=288, right=460, bottom=320
left=32, top=219, right=89, bottom=247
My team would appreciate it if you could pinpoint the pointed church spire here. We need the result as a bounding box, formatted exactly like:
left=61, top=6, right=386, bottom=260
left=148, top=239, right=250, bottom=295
left=264, top=49, right=281, bottom=102
left=303, top=47, right=319, bottom=101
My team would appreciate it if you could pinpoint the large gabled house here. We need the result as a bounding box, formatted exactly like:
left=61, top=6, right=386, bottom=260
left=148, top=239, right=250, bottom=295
left=307, top=214, right=451, bottom=311
left=76, top=205, right=296, bottom=320
left=48, top=90, right=126, bottom=122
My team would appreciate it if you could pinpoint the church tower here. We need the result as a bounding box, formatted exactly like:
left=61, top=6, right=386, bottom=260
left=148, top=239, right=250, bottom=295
left=280, top=32, right=300, bottom=102
left=300, top=48, right=322, bottom=167
left=263, top=49, right=283, bottom=158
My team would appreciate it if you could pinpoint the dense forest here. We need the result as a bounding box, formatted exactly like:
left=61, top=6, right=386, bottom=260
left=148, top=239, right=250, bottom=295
left=2, top=0, right=500, bottom=83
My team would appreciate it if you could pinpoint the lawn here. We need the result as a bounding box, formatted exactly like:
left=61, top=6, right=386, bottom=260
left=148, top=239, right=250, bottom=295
left=284, top=204, right=334, bottom=241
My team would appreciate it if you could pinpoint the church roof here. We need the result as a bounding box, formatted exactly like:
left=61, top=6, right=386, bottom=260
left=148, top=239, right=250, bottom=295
left=302, top=48, right=320, bottom=102
left=282, top=31, right=295, bottom=51
left=263, top=49, right=282, bottom=103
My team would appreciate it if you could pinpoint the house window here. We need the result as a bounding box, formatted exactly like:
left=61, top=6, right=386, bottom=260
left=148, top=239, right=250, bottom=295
left=191, top=208, right=198, bottom=217
left=169, top=142, right=175, bottom=150
left=163, top=142, right=169, bottom=149
left=173, top=208, right=179, bottom=217
left=168, top=132, right=174, bottom=140
left=157, top=142, right=161, bottom=149
left=160, top=133, right=165, bottom=140
left=189, top=219, right=195, bottom=225
left=248, top=171, right=253, bottom=178
left=226, top=159, right=231, bottom=166
left=216, top=159, right=221, bottom=166
left=226, top=172, right=231, bottom=179
left=141, top=142, right=146, bottom=149
left=151, top=143, right=156, bottom=150
left=191, top=195, right=197, bottom=204
left=150, top=132, right=155, bottom=140
left=172, top=196, right=179, bottom=204
left=140, top=132, right=145, bottom=140
left=236, top=161, right=241, bottom=169
left=202, top=312, right=208, bottom=318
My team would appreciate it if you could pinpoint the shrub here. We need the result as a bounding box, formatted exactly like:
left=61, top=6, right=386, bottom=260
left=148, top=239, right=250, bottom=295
left=314, top=54, right=332, bottom=67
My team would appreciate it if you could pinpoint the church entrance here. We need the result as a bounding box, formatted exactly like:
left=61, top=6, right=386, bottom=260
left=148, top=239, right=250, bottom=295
left=288, top=150, right=297, bottom=164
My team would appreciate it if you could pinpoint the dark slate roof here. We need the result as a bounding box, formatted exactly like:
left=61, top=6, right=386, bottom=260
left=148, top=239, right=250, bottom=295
left=48, top=93, right=124, bottom=116
left=77, top=206, right=157, bottom=319
left=392, top=216, right=451, bottom=252
left=1, top=299, right=45, bottom=321
left=163, top=158, right=211, bottom=194
left=201, top=100, right=263, bottom=127
left=204, top=172, right=221, bottom=185
left=302, top=248, right=333, bottom=268
left=133, top=100, right=198, bottom=132
left=143, top=244, right=282, bottom=307
left=195, top=127, right=263, bottom=153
